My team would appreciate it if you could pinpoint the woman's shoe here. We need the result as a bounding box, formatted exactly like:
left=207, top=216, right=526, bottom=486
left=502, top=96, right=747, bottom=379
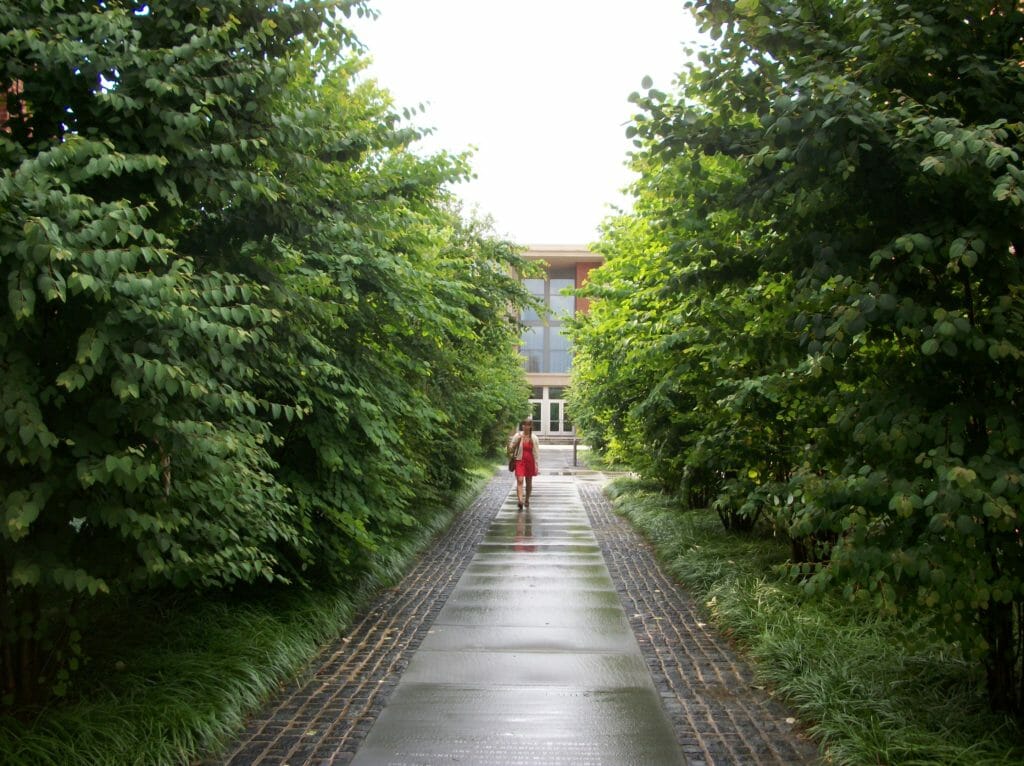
left=517, top=501, right=523, bottom=511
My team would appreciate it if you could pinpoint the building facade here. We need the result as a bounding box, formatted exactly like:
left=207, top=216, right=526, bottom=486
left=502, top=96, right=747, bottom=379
left=520, top=245, right=603, bottom=438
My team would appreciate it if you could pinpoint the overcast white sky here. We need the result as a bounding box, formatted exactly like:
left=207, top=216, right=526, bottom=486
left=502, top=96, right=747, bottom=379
left=349, top=1, right=703, bottom=246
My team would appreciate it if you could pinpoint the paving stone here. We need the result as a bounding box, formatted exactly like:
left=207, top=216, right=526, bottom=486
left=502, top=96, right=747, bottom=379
left=207, top=455, right=821, bottom=765
left=579, top=480, right=821, bottom=765
left=349, top=477, right=682, bottom=765
left=208, top=475, right=510, bottom=766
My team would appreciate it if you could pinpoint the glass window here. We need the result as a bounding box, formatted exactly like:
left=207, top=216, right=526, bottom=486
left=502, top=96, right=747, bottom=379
left=548, top=326, right=571, bottom=374
left=531, top=401, right=542, bottom=432
left=548, top=387, right=566, bottom=400
left=549, top=278, right=575, bottom=319
left=522, top=278, right=545, bottom=322
left=519, top=268, right=580, bottom=373
left=531, top=386, right=544, bottom=399
left=524, top=278, right=546, bottom=297
left=550, top=352, right=570, bottom=373
left=521, top=326, right=542, bottom=373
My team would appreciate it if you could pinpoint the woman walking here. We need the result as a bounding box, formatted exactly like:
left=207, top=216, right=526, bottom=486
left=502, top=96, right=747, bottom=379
left=508, top=419, right=540, bottom=510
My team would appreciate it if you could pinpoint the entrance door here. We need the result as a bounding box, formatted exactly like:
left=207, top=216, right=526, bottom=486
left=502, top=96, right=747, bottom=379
left=528, top=387, right=574, bottom=436
left=548, top=400, right=572, bottom=435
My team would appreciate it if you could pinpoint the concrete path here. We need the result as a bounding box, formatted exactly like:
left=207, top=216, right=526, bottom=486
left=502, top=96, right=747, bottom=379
left=350, top=476, right=684, bottom=765
left=211, top=446, right=819, bottom=765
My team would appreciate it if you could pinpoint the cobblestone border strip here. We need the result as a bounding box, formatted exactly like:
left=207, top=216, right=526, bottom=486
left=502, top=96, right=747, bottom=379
left=578, top=481, right=822, bottom=766
left=210, top=473, right=511, bottom=766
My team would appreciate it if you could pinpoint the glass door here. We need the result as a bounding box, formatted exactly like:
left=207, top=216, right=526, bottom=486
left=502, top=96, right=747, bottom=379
left=528, top=387, right=574, bottom=436
left=548, top=401, right=572, bottom=434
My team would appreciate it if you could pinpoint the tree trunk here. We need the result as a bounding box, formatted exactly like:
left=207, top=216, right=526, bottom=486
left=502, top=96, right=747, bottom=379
left=2, top=641, right=13, bottom=702
left=983, top=599, right=1021, bottom=719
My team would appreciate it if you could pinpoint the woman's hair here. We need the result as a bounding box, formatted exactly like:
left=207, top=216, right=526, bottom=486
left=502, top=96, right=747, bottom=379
left=520, top=418, right=532, bottom=429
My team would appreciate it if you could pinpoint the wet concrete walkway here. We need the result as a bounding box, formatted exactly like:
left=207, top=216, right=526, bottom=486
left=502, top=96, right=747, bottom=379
left=350, top=476, right=683, bottom=765
left=212, top=446, right=819, bottom=765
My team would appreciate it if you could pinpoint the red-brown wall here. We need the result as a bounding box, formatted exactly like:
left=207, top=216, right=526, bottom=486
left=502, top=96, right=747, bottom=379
left=575, top=261, right=601, bottom=314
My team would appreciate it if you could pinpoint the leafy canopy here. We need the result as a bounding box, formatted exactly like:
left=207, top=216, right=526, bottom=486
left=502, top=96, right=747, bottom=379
left=571, top=0, right=1024, bottom=718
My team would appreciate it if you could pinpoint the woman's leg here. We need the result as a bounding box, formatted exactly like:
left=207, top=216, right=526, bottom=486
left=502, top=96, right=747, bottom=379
left=524, top=476, right=533, bottom=507
left=516, top=476, right=525, bottom=507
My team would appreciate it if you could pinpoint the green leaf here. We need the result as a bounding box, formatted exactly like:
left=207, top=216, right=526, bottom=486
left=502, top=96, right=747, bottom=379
left=10, top=560, right=41, bottom=586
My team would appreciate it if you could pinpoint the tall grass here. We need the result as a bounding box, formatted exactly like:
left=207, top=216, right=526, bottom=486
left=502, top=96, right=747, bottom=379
left=606, top=478, right=1024, bottom=766
left=576, top=446, right=632, bottom=474
left=0, top=465, right=496, bottom=766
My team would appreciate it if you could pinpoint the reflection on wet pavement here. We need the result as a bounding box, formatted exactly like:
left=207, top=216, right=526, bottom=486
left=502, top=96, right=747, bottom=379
left=513, top=509, right=535, bottom=553
left=350, top=476, right=684, bottom=765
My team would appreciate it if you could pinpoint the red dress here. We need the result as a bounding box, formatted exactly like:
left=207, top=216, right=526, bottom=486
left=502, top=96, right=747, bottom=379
left=515, top=437, right=539, bottom=478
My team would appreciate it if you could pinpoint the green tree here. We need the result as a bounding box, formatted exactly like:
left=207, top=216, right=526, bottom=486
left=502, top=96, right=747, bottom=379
left=1, top=0, right=336, bottom=705
left=576, top=0, right=1024, bottom=717
left=1, top=0, right=533, bottom=707
left=572, top=140, right=808, bottom=529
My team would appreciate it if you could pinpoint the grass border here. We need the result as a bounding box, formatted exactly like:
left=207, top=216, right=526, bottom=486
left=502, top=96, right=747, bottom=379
left=0, top=464, right=497, bottom=766
left=605, top=477, right=1024, bottom=766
